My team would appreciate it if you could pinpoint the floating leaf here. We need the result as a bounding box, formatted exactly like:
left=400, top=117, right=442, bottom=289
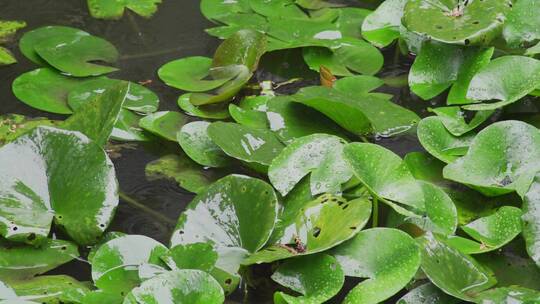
left=461, top=206, right=522, bottom=249
left=0, top=20, right=26, bottom=65
left=139, top=111, right=188, bottom=141
left=522, top=173, right=540, bottom=267
left=361, top=0, right=406, bottom=47
left=417, top=233, right=496, bottom=301
left=443, top=120, right=540, bottom=196
left=207, top=122, right=284, bottom=167
left=91, top=235, right=168, bottom=296
left=123, top=269, right=224, bottom=304
left=430, top=106, right=493, bottom=136
left=464, top=56, right=540, bottom=110
left=269, top=134, right=352, bottom=196
left=331, top=228, right=421, bottom=304
left=0, top=126, right=118, bottom=244
left=19, top=26, right=85, bottom=65
left=476, top=250, right=540, bottom=289
left=177, top=94, right=230, bottom=119
left=0, top=114, right=56, bottom=146
left=162, top=243, right=218, bottom=272
left=475, top=287, right=540, bottom=303
left=9, top=275, right=90, bottom=304
left=87, top=0, right=162, bottom=19
left=403, top=0, right=511, bottom=45
left=447, top=48, right=494, bottom=105
left=228, top=104, right=268, bottom=129
left=110, top=109, right=152, bottom=142
left=212, top=29, right=266, bottom=72
left=177, top=121, right=232, bottom=168
left=272, top=254, right=344, bottom=304
left=243, top=195, right=371, bottom=264
left=200, top=0, right=251, bottom=21
left=0, top=239, right=78, bottom=281
left=397, top=283, right=460, bottom=304
left=503, top=0, right=540, bottom=48
left=417, top=116, right=474, bottom=163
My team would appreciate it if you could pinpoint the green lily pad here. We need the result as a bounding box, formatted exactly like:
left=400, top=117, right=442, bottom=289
left=475, top=287, right=540, bottom=303
left=417, top=116, right=475, bottom=163
left=68, top=78, right=159, bottom=114
left=397, top=283, right=460, bottom=304
left=12, top=68, right=94, bottom=114
left=123, top=269, right=224, bottom=304
left=0, top=239, right=78, bottom=281
left=200, top=0, right=251, bottom=21
left=81, top=290, right=123, bottom=304
left=331, top=228, right=421, bottom=304
left=212, top=29, right=266, bottom=72
left=32, top=33, right=118, bottom=77
left=243, top=195, right=371, bottom=264
left=87, top=0, right=162, bottom=19
left=162, top=243, right=218, bottom=272
left=91, top=235, right=168, bottom=297
left=9, top=275, right=90, bottom=304
left=19, top=26, right=86, bottom=65
left=87, top=231, right=127, bottom=263
left=249, top=0, right=306, bottom=18
left=430, top=106, right=493, bottom=136
left=170, top=175, right=278, bottom=276
left=476, top=250, right=540, bottom=289
left=0, top=20, right=26, bottom=65
left=272, top=254, right=344, bottom=304
left=464, top=56, right=540, bottom=111
left=443, top=120, right=540, bottom=196
left=402, top=0, right=511, bottom=45
left=462, top=206, right=522, bottom=249
left=207, top=122, right=285, bottom=167
left=521, top=173, right=540, bottom=266
left=177, top=94, right=230, bottom=119
left=188, top=66, right=251, bottom=106
left=0, top=126, right=118, bottom=244
left=177, top=121, right=232, bottom=168
left=344, top=142, right=425, bottom=211
left=269, top=134, right=352, bottom=196
left=503, top=0, right=540, bottom=48
left=138, top=111, right=188, bottom=141
left=228, top=104, right=268, bottom=129
left=110, top=109, right=153, bottom=142
left=361, top=0, right=407, bottom=47
left=62, top=82, right=128, bottom=147
left=417, top=233, right=496, bottom=301
left=0, top=114, right=56, bottom=146
left=145, top=154, right=229, bottom=194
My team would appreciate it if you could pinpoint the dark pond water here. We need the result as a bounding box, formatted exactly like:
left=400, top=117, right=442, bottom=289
left=0, top=1, right=442, bottom=303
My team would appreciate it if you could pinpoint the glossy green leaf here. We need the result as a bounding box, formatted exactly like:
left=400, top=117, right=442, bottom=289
left=331, top=228, right=421, bottom=304
left=91, top=235, right=168, bottom=296
left=447, top=48, right=494, bottom=105
left=361, top=0, right=406, bottom=47
left=503, top=0, right=540, bottom=48
left=344, top=143, right=425, bottom=211
left=430, top=106, right=493, bottom=136
left=207, top=122, right=284, bottom=167
left=12, top=68, right=94, bottom=114
left=0, top=239, right=78, bottom=281
left=228, top=104, right=267, bottom=129
left=138, top=111, right=188, bottom=141
left=81, top=290, right=123, bottom=304
left=417, top=233, right=496, bottom=301
left=475, top=287, right=540, bottom=303
left=403, top=0, right=511, bottom=45
left=200, top=0, right=251, bottom=21
left=443, top=120, right=540, bottom=196
left=123, top=269, right=224, bottom=304
left=68, top=78, right=159, bottom=114
left=0, top=114, right=56, bottom=146
left=177, top=94, right=230, bottom=119
left=417, top=116, right=474, bottom=163
left=212, top=29, right=266, bottom=72
left=272, top=254, right=344, bottom=304
left=244, top=195, right=371, bottom=264
left=110, top=110, right=152, bottom=142
left=464, top=56, right=540, bottom=111
left=462, top=206, right=522, bottom=249
left=162, top=243, right=217, bottom=272
left=269, top=134, right=352, bottom=196
left=87, top=0, right=162, bottom=19
left=177, top=121, right=232, bottom=168
left=476, top=250, right=540, bottom=289
left=0, top=21, right=26, bottom=65
left=249, top=0, right=306, bottom=18
left=0, top=126, right=118, bottom=244
left=188, top=66, right=250, bottom=106
left=19, top=26, right=85, bottom=65
left=522, top=173, right=540, bottom=266
left=61, top=82, right=128, bottom=147
left=87, top=231, right=127, bottom=263
left=397, top=283, right=460, bottom=304
left=10, top=275, right=90, bottom=304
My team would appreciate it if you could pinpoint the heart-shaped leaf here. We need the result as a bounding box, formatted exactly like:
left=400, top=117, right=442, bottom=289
left=91, top=235, right=168, bottom=296
left=417, top=116, right=474, bottom=163
left=0, top=126, right=118, bottom=244
left=228, top=104, right=268, bottom=129
left=269, top=134, right=352, bottom=196
left=331, top=228, right=421, bottom=304
left=87, top=0, right=162, bottom=19
left=177, top=94, right=230, bottom=119
left=177, top=121, right=232, bottom=168
left=403, top=0, right=511, bottom=45
left=272, top=254, right=344, bottom=304
left=123, top=269, right=224, bottom=304
left=139, top=111, right=188, bottom=141
left=430, top=107, right=493, bottom=136
left=443, top=120, right=540, bottom=196
left=361, top=0, right=406, bottom=47
left=462, top=206, right=522, bottom=249
left=503, top=0, right=540, bottom=48
left=0, top=239, right=78, bottom=281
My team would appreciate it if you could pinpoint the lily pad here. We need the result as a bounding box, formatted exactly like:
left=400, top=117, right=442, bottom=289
left=139, top=111, right=188, bottom=141
left=464, top=56, right=540, bottom=111
left=0, top=114, right=56, bottom=146
left=402, top=0, right=511, bottom=45
left=200, top=0, right=251, bottom=21
left=212, top=29, right=266, bottom=72
left=269, top=134, right=352, bottom=196
left=111, top=109, right=153, bottom=142
left=0, top=239, right=78, bottom=281
left=397, top=283, right=460, bottom=304
left=503, top=0, right=540, bottom=48
left=272, top=254, right=344, bottom=304
left=87, top=0, right=162, bottom=19
left=0, top=20, right=26, bottom=65
left=417, top=116, right=475, bottom=163
left=161, top=243, right=218, bottom=272
left=9, top=275, right=90, bottom=304
left=475, top=287, right=540, bottom=303
left=177, top=93, right=230, bottom=119
left=417, top=233, right=496, bottom=301
left=91, top=235, right=168, bottom=296
left=331, top=228, right=421, bottom=304
left=123, top=269, right=224, bottom=304
left=361, top=0, right=407, bottom=47
left=19, top=26, right=86, bottom=65
left=461, top=206, right=522, bottom=249
left=207, top=122, right=285, bottom=167
left=443, top=120, right=540, bottom=196
left=228, top=104, right=268, bottom=129
left=521, top=173, right=540, bottom=266
left=430, top=106, right=493, bottom=136
left=0, top=126, right=118, bottom=244
left=177, top=121, right=232, bottom=168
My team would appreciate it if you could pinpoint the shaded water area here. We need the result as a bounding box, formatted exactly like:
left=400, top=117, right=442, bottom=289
left=0, top=0, right=446, bottom=302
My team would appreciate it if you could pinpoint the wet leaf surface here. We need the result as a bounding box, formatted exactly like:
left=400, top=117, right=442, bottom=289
left=87, top=0, right=162, bottom=20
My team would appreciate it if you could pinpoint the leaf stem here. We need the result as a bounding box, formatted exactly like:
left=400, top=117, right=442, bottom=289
left=372, top=197, right=379, bottom=227
left=118, top=191, right=176, bottom=225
